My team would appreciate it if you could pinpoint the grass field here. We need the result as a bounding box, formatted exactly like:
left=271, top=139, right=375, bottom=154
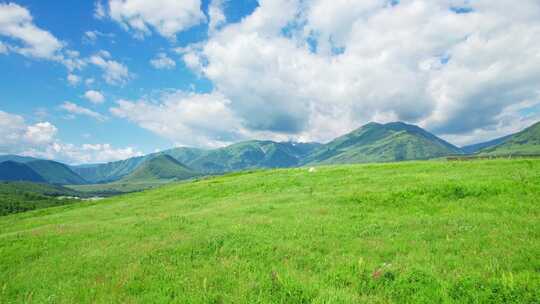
left=67, top=179, right=176, bottom=195
left=1, top=159, right=539, bottom=303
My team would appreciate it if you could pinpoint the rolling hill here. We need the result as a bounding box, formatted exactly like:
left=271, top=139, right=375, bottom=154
left=26, top=160, right=87, bottom=185
left=478, top=121, right=540, bottom=155
left=120, top=154, right=200, bottom=183
left=1, top=160, right=539, bottom=302
left=0, top=161, right=45, bottom=182
left=303, top=122, right=463, bottom=164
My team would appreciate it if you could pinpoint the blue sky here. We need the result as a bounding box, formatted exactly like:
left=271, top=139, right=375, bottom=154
left=1, top=0, right=540, bottom=164
left=0, top=0, right=258, bottom=157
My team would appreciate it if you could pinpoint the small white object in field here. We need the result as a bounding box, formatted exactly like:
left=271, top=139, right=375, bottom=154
left=308, top=167, right=317, bottom=173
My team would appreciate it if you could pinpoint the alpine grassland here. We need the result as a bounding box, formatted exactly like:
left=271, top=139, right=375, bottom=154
left=1, top=159, right=539, bottom=303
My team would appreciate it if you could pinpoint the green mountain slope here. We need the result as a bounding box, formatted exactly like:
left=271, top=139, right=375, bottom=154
left=0, top=181, right=82, bottom=197
left=461, top=135, right=512, bottom=154
left=71, top=148, right=206, bottom=184
left=160, top=147, right=207, bottom=165
left=26, top=160, right=87, bottom=185
left=70, top=155, right=202, bottom=194
left=0, top=155, right=38, bottom=163
left=304, top=122, right=462, bottom=164
left=178, top=140, right=321, bottom=174
left=0, top=161, right=45, bottom=183
left=479, top=121, right=540, bottom=155
left=71, top=156, right=150, bottom=183
left=1, top=160, right=539, bottom=302
left=120, top=155, right=200, bottom=183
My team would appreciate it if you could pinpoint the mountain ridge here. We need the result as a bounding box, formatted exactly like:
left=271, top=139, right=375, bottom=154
left=478, top=121, right=540, bottom=155
left=3, top=120, right=540, bottom=186
left=461, top=135, right=513, bottom=154
left=303, top=121, right=463, bottom=165
left=0, top=161, right=46, bottom=183
left=26, top=160, right=87, bottom=185
left=119, top=154, right=200, bottom=183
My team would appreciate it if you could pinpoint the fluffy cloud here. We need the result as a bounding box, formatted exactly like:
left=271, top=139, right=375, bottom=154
left=0, top=3, right=63, bottom=60
left=83, top=30, right=115, bottom=44
left=94, top=1, right=107, bottom=20
left=23, top=122, right=58, bottom=145
left=61, top=50, right=86, bottom=72
left=85, top=78, right=96, bottom=86
left=0, top=41, right=7, bottom=53
left=106, top=0, right=206, bottom=39
left=0, top=111, right=57, bottom=152
left=149, top=52, right=176, bottom=69
left=67, top=74, right=81, bottom=86
left=0, top=110, right=141, bottom=164
left=25, top=143, right=143, bottom=165
left=89, top=52, right=130, bottom=85
left=84, top=90, right=106, bottom=104
left=61, top=102, right=108, bottom=121
left=208, top=0, right=226, bottom=34
left=177, top=0, right=540, bottom=145
left=110, top=91, right=247, bottom=147
left=0, top=2, right=88, bottom=74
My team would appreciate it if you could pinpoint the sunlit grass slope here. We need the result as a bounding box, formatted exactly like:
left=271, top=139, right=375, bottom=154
left=1, top=160, right=539, bottom=303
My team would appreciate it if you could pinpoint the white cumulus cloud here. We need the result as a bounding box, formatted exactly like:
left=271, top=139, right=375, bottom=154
left=84, top=90, right=106, bottom=104
left=89, top=52, right=130, bottom=85
left=177, top=0, right=540, bottom=145
left=0, top=111, right=57, bottom=152
left=0, top=41, right=7, bottom=53
left=106, top=0, right=206, bottom=39
left=0, top=110, right=141, bottom=164
left=149, top=52, right=176, bottom=69
left=67, top=74, right=81, bottom=86
left=110, top=91, right=246, bottom=147
left=0, top=3, right=63, bottom=60
left=26, top=142, right=143, bottom=165
left=83, top=30, right=115, bottom=44
left=208, top=0, right=226, bottom=34
left=61, top=102, right=108, bottom=121
left=94, top=1, right=107, bottom=20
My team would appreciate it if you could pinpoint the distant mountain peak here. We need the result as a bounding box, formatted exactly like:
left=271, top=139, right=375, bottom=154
left=120, top=154, right=199, bottom=183
left=364, top=122, right=383, bottom=127
left=303, top=121, right=462, bottom=164
left=383, top=121, right=421, bottom=130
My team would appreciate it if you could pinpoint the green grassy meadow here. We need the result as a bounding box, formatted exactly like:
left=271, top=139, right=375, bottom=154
left=67, top=179, right=176, bottom=195
left=1, top=159, right=539, bottom=303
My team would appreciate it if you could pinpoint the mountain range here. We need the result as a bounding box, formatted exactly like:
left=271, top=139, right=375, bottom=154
left=1, top=121, right=539, bottom=189
left=302, top=122, right=462, bottom=164
left=119, top=155, right=200, bottom=183
left=0, top=161, right=46, bottom=183
left=477, top=121, right=540, bottom=155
